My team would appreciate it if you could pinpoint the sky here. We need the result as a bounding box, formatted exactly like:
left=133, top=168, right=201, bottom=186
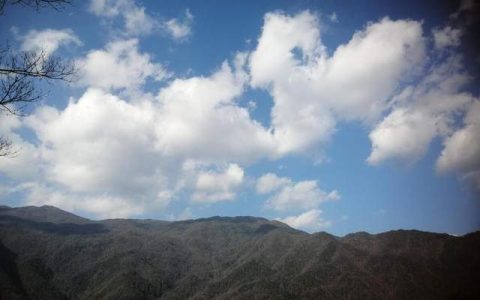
left=0, top=0, right=479, bottom=236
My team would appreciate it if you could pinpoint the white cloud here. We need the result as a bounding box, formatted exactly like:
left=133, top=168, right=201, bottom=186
left=164, top=9, right=193, bottom=40
left=256, top=172, right=290, bottom=194
left=21, top=28, right=82, bottom=56
left=25, top=89, right=161, bottom=195
left=89, top=0, right=126, bottom=17
left=23, top=183, right=146, bottom=219
left=0, top=139, right=40, bottom=180
left=21, top=89, right=179, bottom=216
left=0, top=115, right=42, bottom=180
left=249, top=12, right=425, bottom=155
left=76, top=39, right=169, bottom=92
left=267, top=180, right=339, bottom=211
left=0, top=88, right=177, bottom=218
left=367, top=108, right=437, bottom=164
left=123, top=5, right=156, bottom=36
left=0, top=52, right=275, bottom=218
left=89, top=0, right=194, bottom=40
left=432, top=26, right=462, bottom=49
left=155, top=54, right=277, bottom=164
left=437, top=101, right=480, bottom=189
left=192, top=164, right=244, bottom=203
left=248, top=10, right=476, bottom=186
left=278, top=209, right=331, bottom=232
left=256, top=173, right=339, bottom=211
left=89, top=0, right=156, bottom=36
left=367, top=55, right=474, bottom=165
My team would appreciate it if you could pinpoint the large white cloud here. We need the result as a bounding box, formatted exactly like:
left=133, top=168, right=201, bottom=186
left=155, top=55, right=277, bottom=164
left=26, top=88, right=163, bottom=195
left=250, top=11, right=477, bottom=183
left=367, top=50, right=475, bottom=165
left=0, top=51, right=275, bottom=218
left=363, top=19, right=479, bottom=192
left=250, top=12, right=425, bottom=155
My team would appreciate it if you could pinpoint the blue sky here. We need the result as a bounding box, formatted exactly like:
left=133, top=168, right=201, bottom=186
left=0, top=0, right=479, bottom=235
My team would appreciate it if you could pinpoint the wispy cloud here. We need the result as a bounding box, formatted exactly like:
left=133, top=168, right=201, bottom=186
left=20, top=28, right=82, bottom=56
left=89, top=0, right=193, bottom=41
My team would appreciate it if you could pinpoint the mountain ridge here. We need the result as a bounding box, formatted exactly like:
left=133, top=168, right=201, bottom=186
left=1, top=205, right=479, bottom=299
left=0, top=205, right=471, bottom=237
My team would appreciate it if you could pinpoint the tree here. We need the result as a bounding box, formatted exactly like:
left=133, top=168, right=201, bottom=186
left=0, top=0, right=74, bottom=157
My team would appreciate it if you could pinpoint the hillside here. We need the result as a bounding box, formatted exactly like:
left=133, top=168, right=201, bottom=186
left=1, top=205, right=479, bottom=299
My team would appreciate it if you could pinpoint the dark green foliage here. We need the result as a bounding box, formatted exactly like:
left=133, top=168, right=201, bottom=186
left=0, top=205, right=479, bottom=300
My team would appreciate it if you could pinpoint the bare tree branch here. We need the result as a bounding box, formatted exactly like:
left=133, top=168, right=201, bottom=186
left=0, top=135, right=18, bottom=157
left=0, top=0, right=72, bottom=14
left=0, top=48, right=76, bottom=115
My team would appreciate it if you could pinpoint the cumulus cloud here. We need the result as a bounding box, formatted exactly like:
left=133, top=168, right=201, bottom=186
left=367, top=108, right=437, bottom=164
left=0, top=51, right=273, bottom=218
left=155, top=54, right=277, bottom=164
left=278, top=209, right=332, bottom=232
left=1, top=87, right=179, bottom=217
left=25, top=89, right=162, bottom=194
left=20, top=28, right=82, bottom=56
left=256, top=173, right=339, bottom=211
left=192, top=164, right=244, bottom=203
left=249, top=12, right=425, bottom=155
left=76, top=39, right=169, bottom=92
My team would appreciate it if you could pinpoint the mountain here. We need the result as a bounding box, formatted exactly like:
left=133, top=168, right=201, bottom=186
left=0, top=205, right=479, bottom=300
